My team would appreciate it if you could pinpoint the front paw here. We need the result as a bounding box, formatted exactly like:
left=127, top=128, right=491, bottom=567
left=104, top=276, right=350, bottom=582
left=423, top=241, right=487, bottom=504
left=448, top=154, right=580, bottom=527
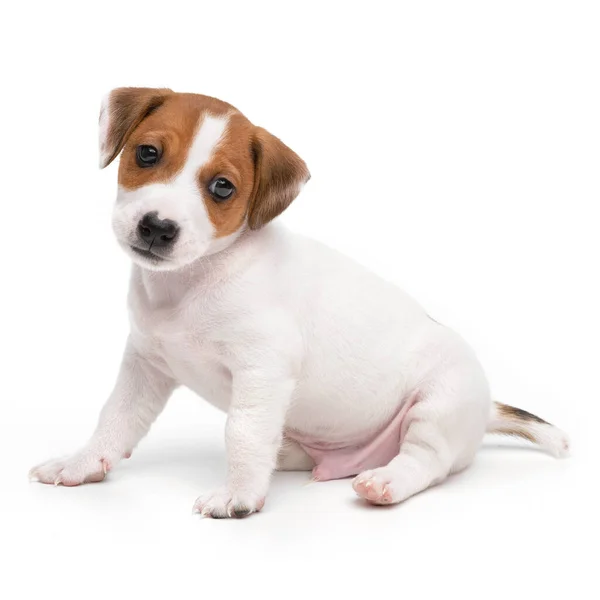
left=29, top=450, right=115, bottom=486
left=193, top=486, right=266, bottom=519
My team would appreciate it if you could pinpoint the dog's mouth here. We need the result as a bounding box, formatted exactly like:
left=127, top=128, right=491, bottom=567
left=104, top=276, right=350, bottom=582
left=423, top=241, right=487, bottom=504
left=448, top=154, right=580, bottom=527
left=129, top=245, right=168, bottom=262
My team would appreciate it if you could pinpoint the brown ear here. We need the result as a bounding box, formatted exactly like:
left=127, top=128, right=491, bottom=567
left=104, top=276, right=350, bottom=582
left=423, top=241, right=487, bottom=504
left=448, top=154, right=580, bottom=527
left=98, top=87, right=172, bottom=168
left=247, top=127, right=310, bottom=229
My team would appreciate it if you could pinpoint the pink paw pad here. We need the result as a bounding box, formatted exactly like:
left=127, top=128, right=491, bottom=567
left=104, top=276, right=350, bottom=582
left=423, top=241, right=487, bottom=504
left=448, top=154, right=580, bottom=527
left=353, top=473, right=394, bottom=505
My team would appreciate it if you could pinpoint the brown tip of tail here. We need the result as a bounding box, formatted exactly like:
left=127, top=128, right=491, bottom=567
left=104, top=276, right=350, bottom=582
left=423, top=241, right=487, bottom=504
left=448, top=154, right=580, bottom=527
left=496, top=402, right=550, bottom=426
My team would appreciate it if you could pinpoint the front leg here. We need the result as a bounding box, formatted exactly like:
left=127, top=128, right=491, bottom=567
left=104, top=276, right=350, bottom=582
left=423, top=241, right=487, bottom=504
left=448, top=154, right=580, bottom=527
left=194, top=362, right=297, bottom=518
left=30, top=339, right=175, bottom=486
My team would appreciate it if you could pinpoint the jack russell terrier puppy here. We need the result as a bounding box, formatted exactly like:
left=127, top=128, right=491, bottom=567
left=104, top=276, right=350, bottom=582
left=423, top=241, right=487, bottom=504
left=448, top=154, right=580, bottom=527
left=30, top=88, right=569, bottom=518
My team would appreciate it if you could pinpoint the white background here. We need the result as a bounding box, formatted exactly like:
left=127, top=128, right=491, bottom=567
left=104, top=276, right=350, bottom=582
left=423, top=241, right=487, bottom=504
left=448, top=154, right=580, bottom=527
left=1, top=1, right=598, bottom=598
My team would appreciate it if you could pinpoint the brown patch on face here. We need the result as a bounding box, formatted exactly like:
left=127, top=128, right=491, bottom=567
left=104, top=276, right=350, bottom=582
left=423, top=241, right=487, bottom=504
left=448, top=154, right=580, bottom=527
left=496, top=403, right=550, bottom=425
left=116, top=93, right=234, bottom=191
left=197, top=113, right=258, bottom=238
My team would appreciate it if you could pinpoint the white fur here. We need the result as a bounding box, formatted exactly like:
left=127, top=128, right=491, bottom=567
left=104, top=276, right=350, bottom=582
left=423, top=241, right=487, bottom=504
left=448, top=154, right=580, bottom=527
left=31, top=223, right=492, bottom=511
left=31, top=105, right=566, bottom=517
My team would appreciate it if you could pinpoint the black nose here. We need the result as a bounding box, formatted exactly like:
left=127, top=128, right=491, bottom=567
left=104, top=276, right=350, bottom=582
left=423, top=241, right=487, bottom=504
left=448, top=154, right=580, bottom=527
left=137, top=212, right=179, bottom=248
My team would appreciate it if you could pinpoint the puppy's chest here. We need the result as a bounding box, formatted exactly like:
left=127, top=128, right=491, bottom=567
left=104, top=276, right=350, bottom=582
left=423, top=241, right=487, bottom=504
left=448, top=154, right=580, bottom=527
left=131, top=306, right=233, bottom=410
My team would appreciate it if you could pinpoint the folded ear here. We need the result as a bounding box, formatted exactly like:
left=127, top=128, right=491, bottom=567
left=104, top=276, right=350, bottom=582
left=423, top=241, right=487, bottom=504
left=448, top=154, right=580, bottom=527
left=247, top=127, right=310, bottom=229
left=98, top=87, right=172, bottom=168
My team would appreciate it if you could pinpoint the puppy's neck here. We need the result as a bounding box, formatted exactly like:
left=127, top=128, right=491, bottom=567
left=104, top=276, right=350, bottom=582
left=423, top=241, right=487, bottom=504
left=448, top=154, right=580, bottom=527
left=130, top=224, right=275, bottom=309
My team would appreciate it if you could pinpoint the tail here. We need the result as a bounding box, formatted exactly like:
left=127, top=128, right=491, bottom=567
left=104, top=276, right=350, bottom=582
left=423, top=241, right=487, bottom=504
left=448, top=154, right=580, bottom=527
left=487, top=402, right=570, bottom=458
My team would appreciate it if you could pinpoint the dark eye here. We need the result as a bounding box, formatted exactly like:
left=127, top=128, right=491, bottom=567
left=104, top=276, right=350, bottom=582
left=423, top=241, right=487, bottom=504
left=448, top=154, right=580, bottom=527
left=208, top=177, right=235, bottom=202
left=136, top=145, right=160, bottom=167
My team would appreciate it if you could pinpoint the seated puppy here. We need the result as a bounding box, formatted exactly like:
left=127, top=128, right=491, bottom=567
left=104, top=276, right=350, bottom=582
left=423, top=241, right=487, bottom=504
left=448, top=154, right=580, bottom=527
left=30, top=88, right=569, bottom=518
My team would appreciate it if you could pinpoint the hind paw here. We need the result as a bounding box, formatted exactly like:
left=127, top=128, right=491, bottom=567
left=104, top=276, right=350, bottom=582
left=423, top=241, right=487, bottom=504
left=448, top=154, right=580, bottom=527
left=352, top=469, right=396, bottom=505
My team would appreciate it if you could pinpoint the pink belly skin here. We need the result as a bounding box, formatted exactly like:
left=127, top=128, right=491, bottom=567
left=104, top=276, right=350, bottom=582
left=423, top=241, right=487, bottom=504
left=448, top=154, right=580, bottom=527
left=286, top=393, right=418, bottom=481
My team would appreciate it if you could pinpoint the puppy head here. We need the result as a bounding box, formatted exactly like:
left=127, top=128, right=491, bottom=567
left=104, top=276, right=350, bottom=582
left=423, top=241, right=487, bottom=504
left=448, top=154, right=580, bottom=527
left=99, top=88, right=309, bottom=271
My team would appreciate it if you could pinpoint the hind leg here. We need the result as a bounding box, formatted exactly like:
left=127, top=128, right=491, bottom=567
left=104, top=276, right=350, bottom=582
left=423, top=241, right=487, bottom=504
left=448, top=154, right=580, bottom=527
left=353, top=361, right=490, bottom=505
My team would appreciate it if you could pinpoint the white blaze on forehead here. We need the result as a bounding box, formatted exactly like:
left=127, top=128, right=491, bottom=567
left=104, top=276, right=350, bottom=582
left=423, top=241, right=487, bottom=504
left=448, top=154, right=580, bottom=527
left=166, top=113, right=229, bottom=242
left=180, top=113, right=229, bottom=179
